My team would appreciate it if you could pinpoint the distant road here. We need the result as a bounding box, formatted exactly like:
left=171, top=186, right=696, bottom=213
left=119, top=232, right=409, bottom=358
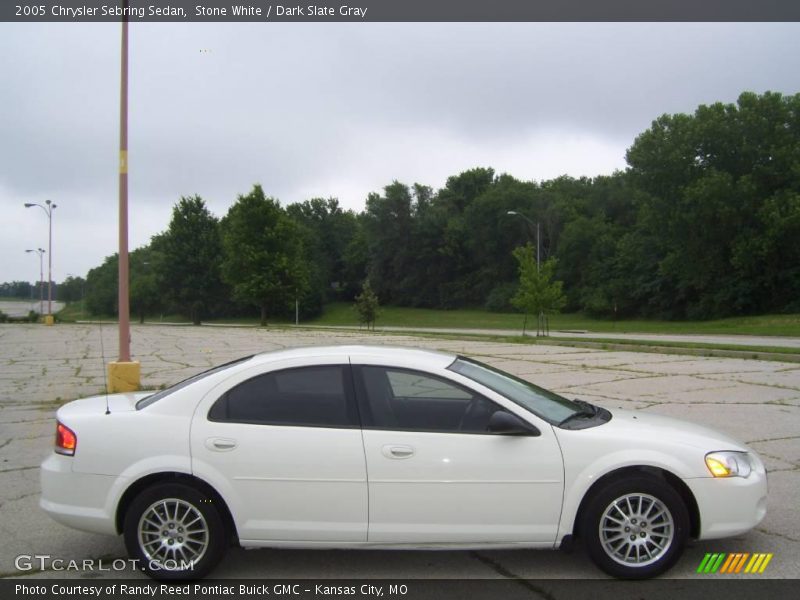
left=2, top=306, right=797, bottom=349
left=0, top=299, right=64, bottom=317
left=546, top=330, right=800, bottom=349
left=301, top=324, right=800, bottom=349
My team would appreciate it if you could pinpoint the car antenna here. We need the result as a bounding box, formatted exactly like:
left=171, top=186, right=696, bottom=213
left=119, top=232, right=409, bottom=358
left=99, top=319, right=111, bottom=415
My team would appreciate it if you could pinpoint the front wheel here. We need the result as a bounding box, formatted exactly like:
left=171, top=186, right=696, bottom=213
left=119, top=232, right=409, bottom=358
left=123, top=483, right=227, bottom=580
left=582, top=475, right=689, bottom=579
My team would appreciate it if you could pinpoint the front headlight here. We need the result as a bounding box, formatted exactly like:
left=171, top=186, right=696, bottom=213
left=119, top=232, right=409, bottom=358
left=705, top=451, right=752, bottom=478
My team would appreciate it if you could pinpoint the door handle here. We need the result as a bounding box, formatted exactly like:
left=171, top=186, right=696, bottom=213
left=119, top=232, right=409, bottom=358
left=206, top=437, right=238, bottom=451
left=382, top=444, right=415, bottom=459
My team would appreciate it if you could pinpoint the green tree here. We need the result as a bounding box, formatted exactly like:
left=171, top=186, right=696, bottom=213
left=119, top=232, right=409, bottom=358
left=354, top=279, right=380, bottom=330
left=160, top=196, right=224, bottom=325
left=57, top=276, right=85, bottom=304
left=0, top=281, right=33, bottom=298
left=362, top=181, right=415, bottom=303
left=511, top=245, right=565, bottom=336
left=286, top=197, right=360, bottom=314
left=341, top=216, right=369, bottom=298
left=84, top=254, right=118, bottom=316
left=220, top=185, right=308, bottom=326
left=625, top=91, right=800, bottom=317
left=130, top=243, right=164, bottom=324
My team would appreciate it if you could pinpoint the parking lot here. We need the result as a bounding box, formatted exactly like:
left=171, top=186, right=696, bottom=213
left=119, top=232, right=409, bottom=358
left=0, top=323, right=798, bottom=579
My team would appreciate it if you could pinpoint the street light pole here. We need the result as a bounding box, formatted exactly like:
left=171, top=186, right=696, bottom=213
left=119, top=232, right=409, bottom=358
left=105, top=1, right=140, bottom=393
left=507, top=210, right=548, bottom=336
left=47, top=199, right=53, bottom=315
left=118, top=2, right=131, bottom=363
left=25, top=248, right=45, bottom=316
left=506, top=210, right=540, bottom=272
left=24, top=201, right=56, bottom=316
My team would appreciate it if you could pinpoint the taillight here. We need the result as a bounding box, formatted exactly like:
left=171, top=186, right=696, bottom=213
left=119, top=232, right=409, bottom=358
left=55, top=421, right=77, bottom=456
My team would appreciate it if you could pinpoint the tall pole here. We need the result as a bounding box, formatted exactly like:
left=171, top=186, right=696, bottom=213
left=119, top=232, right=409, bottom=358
left=24, top=202, right=55, bottom=316
left=25, top=248, right=45, bottom=315
left=38, top=249, right=44, bottom=315
left=506, top=210, right=543, bottom=335
left=506, top=210, right=540, bottom=272
left=118, top=4, right=131, bottom=362
left=46, top=200, right=53, bottom=315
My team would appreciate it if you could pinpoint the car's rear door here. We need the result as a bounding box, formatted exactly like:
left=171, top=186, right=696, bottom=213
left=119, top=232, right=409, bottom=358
left=353, top=363, right=564, bottom=544
left=191, top=358, right=368, bottom=543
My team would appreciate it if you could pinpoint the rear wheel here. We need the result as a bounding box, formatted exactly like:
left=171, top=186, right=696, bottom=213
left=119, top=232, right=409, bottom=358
left=582, top=475, right=689, bottom=579
left=123, top=483, right=227, bottom=580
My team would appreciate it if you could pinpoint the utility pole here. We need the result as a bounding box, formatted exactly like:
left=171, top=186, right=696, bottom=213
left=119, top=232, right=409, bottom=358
left=118, top=2, right=130, bottom=363
left=506, top=210, right=545, bottom=336
left=107, top=0, right=140, bottom=393
left=25, top=248, right=45, bottom=316
left=23, top=202, right=56, bottom=321
left=506, top=210, right=540, bottom=272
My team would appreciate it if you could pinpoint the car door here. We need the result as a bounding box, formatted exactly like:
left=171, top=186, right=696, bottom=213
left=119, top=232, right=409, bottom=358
left=354, top=364, right=564, bottom=544
left=191, top=360, right=368, bottom=543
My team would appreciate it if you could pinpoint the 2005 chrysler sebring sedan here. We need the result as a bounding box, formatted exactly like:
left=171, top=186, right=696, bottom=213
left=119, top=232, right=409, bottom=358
left=41, top=346, right=767, bottom=580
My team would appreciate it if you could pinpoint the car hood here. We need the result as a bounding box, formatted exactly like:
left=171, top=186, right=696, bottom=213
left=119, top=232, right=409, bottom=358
left=594, top=407, right=750, bottom=452
left=57, top=392, right=152, bottom=418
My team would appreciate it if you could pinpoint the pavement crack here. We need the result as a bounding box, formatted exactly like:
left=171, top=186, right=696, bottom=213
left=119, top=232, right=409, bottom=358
left=470, top=552, right=558, bottom=599
left=755, top=527, right=800, bottom=543
left=747, top=435, right=800, bottom=444
left=0, top=490, right=39, bottom=509
left=0, top=465, right=38, bottom=474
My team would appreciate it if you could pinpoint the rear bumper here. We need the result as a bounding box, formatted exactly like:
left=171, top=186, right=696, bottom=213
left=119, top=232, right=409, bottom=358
left=39, top=453, right=120, bottom=536
left=685, top=465, right=768, bottom=540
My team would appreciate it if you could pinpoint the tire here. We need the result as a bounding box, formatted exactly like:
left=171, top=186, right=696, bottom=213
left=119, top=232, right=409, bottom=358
left=123, top=483, right=227, bottom=580
left=581, top=475, right=689, bottom=579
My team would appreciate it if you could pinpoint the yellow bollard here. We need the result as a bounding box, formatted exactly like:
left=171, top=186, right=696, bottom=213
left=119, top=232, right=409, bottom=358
left=107, top=361, right=141, bottom=392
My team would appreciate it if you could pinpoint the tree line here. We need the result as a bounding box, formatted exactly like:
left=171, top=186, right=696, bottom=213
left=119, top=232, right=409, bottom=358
left=13, top=91, right=799, bottom=323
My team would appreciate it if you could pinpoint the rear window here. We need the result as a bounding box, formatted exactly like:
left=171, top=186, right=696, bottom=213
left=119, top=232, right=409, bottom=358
left=136, top=355, right=254, bottom=409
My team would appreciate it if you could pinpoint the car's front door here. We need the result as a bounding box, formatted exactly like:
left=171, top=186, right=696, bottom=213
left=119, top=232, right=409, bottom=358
left=191, top=362, right=367, bottom=543
left=354, top=365, right=564, bottom=544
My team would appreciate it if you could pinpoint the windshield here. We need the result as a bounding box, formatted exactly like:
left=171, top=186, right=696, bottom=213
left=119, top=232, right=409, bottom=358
left=136, top=355, right=254, bottom=409
left=447, top=356, right=581, bottom=425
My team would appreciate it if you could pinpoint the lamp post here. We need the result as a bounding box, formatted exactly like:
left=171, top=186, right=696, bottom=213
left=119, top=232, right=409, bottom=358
left=506, top=210, right=547, bottom=336
left=506, top=210, right=540, bottom=272
left=24, top=200, right=56, bottom=316
left=25, top=248, right=45, bottom=316
left=105, top=1, right=141, bottom=393
left=118, top=2, right=131, bottom=363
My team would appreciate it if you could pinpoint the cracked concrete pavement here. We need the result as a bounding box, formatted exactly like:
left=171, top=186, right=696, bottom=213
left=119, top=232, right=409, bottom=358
left=0, top=323, right=797, bottom=579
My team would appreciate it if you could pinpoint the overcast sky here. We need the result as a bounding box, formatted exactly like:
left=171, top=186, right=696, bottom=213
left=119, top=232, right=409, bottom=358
left=2, top=22, right=799, bottom=283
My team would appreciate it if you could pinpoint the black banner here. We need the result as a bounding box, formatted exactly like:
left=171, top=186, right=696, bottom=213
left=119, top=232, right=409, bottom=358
left=4, top=579, right=799, bottom=600
left=2, top=0, right=800, bottom=23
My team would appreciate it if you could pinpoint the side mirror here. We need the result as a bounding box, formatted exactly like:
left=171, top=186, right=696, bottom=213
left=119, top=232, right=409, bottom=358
left=487, top=411, right=540, bottom=436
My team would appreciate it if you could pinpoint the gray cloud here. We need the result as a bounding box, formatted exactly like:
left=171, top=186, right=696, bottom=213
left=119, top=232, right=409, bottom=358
left=2, top=22, right=799, bottom=282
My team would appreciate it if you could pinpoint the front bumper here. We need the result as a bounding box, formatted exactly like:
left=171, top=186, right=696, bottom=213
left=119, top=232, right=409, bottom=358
left=40, top=453, right=120, bottom=535
left=685, top=460, right=768, bottom=540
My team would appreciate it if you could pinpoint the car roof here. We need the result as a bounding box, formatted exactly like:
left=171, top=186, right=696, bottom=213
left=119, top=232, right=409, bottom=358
left=249, top=344, right=457, bottom=370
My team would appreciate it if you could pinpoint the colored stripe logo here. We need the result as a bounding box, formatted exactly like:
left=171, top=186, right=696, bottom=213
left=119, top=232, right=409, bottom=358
left=697, top=553, right=773, bottom=574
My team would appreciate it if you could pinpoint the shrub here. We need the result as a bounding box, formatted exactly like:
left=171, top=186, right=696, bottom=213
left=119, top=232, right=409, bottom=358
left=484, top=282, right=519, bottom=313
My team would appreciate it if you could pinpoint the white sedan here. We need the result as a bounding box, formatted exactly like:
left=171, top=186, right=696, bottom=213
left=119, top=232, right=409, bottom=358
left=40, top=345, right=767, bottom=580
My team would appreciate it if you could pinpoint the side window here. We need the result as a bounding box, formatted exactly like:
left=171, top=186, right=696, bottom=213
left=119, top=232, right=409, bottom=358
left=209, top=365, right=356, bottom=428
left=357, top=366, right=502, bottom=433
